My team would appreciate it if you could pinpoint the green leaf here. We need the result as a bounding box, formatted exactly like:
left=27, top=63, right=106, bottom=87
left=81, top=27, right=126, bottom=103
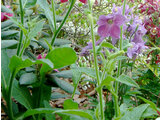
left=71, top=64, right=82, bottom=85
left=41, top=85, right=52, bottom=103
left=79, top=67, right=98, bottom=79
left=55, top=110, right=94, bottom=120
left=1, top=20, right=13, bottom=29
left=1, top=30, right=19, bottom=39
left=106, top=59, right=116, bottom=75
left=123, top=39, right=132, bottom=50
left=37, top=0, right=54, bottom=31
left=141, top=106, right=158, bottom=118
left=17, top=108, right=57, bottom=119
left=138, top=96, right=157, bottom=111
left=9, top=56, right=33, bottom=74
left=120, top=104, right=149, bottom=120
left=44, top=38, right=53, bottom=51
left=56, top=15, right=64, bottom=22
left=1, top=50, right=11, bottom=89
left=9, top=56, right=54, bottom=75
left=1, top=40, right=18, bottom=49
left=48, top=76, right=80, bottom=95
left=52, top=70, right=73, bottom=78
left=46, top=47, right=77, bottom=69
left=71, top=64, right=82, bottom=98
left=51, top=92, right=69, bottom=100
left=12, top=80, right=33, bottom=109
left=28, top=21, right=44, bottom=40
left=54, top=39, right=72, bottom=46
left=1, top=50, right=11, bottom=101
left=36, top=59, right=54, bottom=74
left=116, top=56, right=128, bottom=61
left=63, top=99, right=78, bottom=110
left=24, top=0, right=37, bottom=8
left=97, top=75, right=117, bottom=98
left=1, top=5, right=13, bottom=13
left=116, top=75, right=139, bottom=88
left=19, top=73, right=37, bottom=85
left=101, top=41, right=115, bottom=49
left=101, top=75, right=116, bottom=88
left=108, top=50, right=124, bottom=60
left=44, top=100, right=56, bottom=120
left=9, top=17, right=27, bottom=35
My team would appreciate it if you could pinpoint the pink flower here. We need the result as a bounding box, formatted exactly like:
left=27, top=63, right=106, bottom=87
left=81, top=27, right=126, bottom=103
left=1, top=5, right=13, bottom=22
left=97, top=13, right=126, bottom=40
left=37, top=54, right=47, bottom=59
left=79, top=0, right=87, bottom=4
left=60, top=0, right=68, bottom=3
left=157, top=110, right=160, bottom=116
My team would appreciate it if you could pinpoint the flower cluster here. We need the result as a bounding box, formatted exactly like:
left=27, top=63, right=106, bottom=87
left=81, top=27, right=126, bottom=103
left=80, top=4, right=126, bottom=56
left=139, top=0, right=160, bottom=16
left=80, top=4, right=147, bottom=59
left=127, top=16, right=148, bottom=59
left=1, top=5, right=13, bottom=22
left=139, top=0, right=160, bottom=38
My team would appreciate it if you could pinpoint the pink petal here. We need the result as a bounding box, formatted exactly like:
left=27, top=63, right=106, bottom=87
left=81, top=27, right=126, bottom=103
left=37, top=54, right=43, bottom=59
left=60, top=0, right=68, bottom=3
left=98, top=24, right=110, bottom=37
left=110, top=25, right=121, bottom=38
left=114, top=14, right=126, bottom=25
left=54, top=69, right=59, bottom=72
left=1, top=13, right=5, bottom=22
left=43, top=53, right=47, bottom=58
left=97, top=15, right=107, bottom=26
left=79, top=0, right=87, bottom=4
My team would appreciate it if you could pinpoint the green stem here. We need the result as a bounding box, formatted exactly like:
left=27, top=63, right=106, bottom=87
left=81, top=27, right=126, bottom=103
left=7, top=71, right=16, bottom=120
left=51, top=0, right=75, bottom=46
left=114, top=0, right=127, bottom=117
left=19, top=44, right=25, bottom=57
left=88, top=1, right=104, bottom=120
left=37, top=73, right=45, bottom=119
left=51, top=0, right=57, bottom=31
left=17, top=0, right=24, bottom=56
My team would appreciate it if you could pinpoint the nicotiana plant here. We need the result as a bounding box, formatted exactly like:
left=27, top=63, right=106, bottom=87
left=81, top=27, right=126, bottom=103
left=1, top=0, right=160, bottom=120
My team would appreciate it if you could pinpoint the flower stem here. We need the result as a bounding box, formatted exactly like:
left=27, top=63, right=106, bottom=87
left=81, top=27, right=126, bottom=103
left=88, top=0, right=104, bottom=120
left=51, top=0, right=57, bottom=31
left=114, top=0, right=127, bottom=117
left=17, top=0, right=24, bottom=56
left=51, top=0, right=75, bottom=46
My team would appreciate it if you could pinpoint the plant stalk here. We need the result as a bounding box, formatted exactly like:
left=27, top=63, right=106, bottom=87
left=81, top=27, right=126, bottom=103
left=17, top=0, right=24, bottom=56
left=114, top=0, right=127, bottom=117
left=51, top=0, right=75, bottom=46
left=88, top=0, right=104, bottom=119
left=51, top=0, right=57, bottom=31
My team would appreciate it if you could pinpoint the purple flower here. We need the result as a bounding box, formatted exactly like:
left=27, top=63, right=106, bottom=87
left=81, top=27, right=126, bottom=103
left=97, top=13, right=126, bottom=39
left=112, top=4, right=122, bottom=14
left=127, top=24, right=147, bottom=59
left=131, top=25, right=147, bottom=43
left=112, top=4, right=133, bottom=17
left=128, top=16, right=143, bottom=34
left=80, top=37, right=104, bottom=56
left=127, top=42, right=147, bottom=59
